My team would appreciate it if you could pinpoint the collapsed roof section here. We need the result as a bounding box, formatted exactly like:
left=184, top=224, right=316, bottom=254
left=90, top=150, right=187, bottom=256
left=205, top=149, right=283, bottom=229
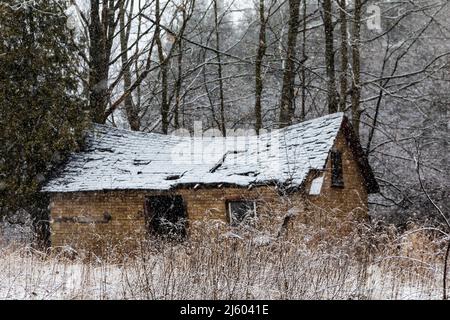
left=42, top=113, right=378, bottom=193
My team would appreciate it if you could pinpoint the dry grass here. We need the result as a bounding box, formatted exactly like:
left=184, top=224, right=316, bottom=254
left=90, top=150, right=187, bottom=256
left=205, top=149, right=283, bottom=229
left=0, top=219, right=447, bottom=300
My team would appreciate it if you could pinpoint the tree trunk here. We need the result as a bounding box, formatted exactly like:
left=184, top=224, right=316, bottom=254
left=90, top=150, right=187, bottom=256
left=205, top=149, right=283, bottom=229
left=155, top=0, right=169, bottom=134
left=120, top=0, right=140, bottom=130
left=88, top=0, right=108, bottom=123
left=351, top=0, right=362, bottom=137
left=214, top=0, right=226, bottom=136
left=254, top=0, right=267, bottom=134
left=300, top=0, right=307, bottom=120
left=339, top=0, right=348, bottom=112
left=134, top=0, right=143, bottom=127
left=174, top=38, right=184, bottom=130
left=322, top=0, right=338, bottom=114
left=88, top=0, right=117, bottom=124
left=279, top=0, right=301, bottom=128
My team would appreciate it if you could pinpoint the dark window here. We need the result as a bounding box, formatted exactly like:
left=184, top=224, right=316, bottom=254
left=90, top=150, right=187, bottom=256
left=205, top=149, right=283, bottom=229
left=144, top=195, right=187, bottom=238
left=331, top=150, right=344, bottom=187
left=227, top=200, right=256, bottom=226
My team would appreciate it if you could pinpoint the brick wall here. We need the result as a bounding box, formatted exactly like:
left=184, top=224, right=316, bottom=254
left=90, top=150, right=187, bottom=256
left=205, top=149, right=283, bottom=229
left=49, top=186, right=283, bottom=251
left=49, top=130, right=369, bottom=252
left=301, top=131, right=369, bottom=231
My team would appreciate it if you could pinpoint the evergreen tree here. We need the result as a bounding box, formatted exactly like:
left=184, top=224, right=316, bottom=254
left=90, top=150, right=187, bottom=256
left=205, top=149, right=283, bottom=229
left=0, top=0, right=89, bottom=247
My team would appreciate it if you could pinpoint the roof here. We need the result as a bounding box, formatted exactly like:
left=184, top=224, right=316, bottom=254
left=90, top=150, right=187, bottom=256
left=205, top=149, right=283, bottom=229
left=42, top=113, right=378, bottom=193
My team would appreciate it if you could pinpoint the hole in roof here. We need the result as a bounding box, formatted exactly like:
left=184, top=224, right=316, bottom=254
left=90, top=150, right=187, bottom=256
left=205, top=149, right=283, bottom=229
left=165, top=175, right=181, bottom=181
left=165, top=171, right=186, bottom=180
left=236, top=171, right=259, bottom=177
left=96, top=147, right=114, bottom=153
left=133, top=160, right=151, bottom=166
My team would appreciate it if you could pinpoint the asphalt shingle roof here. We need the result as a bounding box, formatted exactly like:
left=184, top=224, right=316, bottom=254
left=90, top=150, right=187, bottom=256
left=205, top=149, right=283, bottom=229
left=42, top=113, right=345, bottom=192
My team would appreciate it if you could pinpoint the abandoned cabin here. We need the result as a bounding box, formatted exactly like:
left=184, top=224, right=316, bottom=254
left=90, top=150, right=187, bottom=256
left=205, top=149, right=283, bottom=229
left=42, top=113, right=378, bottom=250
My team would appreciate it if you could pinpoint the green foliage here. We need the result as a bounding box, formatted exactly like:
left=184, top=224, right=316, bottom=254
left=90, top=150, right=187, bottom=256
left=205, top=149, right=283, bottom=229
left=0, top=0, right=89, bottom=244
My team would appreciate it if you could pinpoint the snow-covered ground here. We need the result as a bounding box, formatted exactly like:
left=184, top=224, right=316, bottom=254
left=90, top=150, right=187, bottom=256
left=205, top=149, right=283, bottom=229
left=0, top=237, right=443, bottom=300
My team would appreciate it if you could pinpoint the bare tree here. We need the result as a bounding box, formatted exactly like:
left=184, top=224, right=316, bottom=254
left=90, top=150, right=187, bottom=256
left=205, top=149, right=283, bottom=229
left=322, top=0, right=338, bottom=114
left=213, top=0, right=226, bottom=136
left=338, top=0, right=348, bottom=112
left=254, top=0, right=268, bottom=134
left=279, top=0, right=301, bottom=128
left=119, top=0, right=140, bottom=130
left=350, top=0, right=362, bottom=137
left=299, top=0, right=307, bottom=120
left=155, top=0, right=170, bottom=134
left=87, top=0, right=119, bottom=123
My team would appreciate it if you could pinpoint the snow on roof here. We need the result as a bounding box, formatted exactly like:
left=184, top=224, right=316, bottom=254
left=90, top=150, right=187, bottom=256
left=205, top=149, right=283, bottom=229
left=42, top=113, right=345, bottom=192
